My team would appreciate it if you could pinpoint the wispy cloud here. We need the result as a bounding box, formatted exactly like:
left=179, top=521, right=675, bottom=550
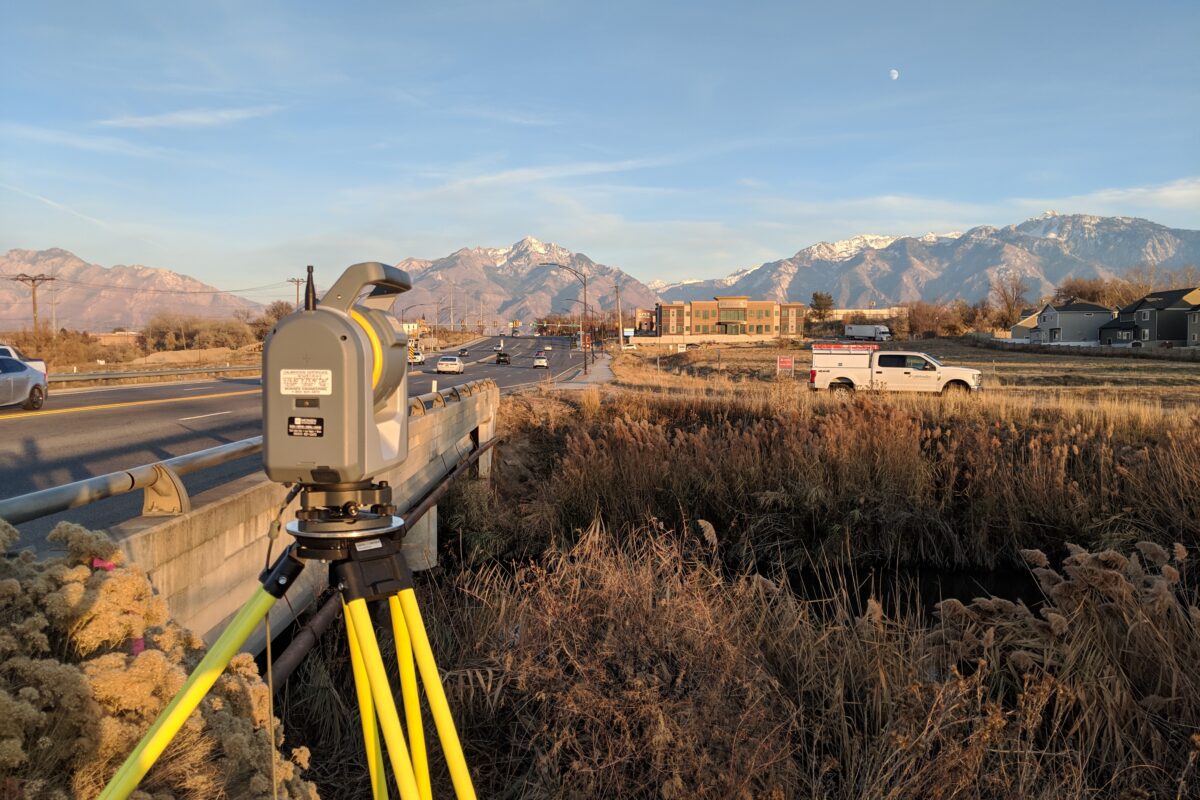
left=451, top=106, right=560, bottom=126
left=0, top=181, right=166, bottom=250
left=0, top=182, right=117, bottom=231
left=1014, top=177, right=1200, bottom=214
left=445, top=155, right=676, bottom=189
left=0, top=123, right=170, bottom=159
left=97, top=105, right=283, bottom=129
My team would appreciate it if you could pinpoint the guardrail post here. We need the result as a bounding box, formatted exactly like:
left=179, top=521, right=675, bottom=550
left=476, top=386, right=497, bottom=479
left=142, top=463, right=192, bottom=516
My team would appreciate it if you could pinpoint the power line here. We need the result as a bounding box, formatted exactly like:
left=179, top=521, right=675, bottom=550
left=6, top=273, right=57, bottom=332
left=11, top=275, right=289, bottom=295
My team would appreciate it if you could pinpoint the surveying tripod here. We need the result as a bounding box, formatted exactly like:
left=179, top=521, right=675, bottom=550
left=99, top=482, right=477, bottom=800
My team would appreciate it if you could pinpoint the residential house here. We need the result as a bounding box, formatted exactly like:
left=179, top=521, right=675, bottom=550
left=1100, top=288, right=1200, bottom=347
left=1028, top=298, right=1115, bottom=344
left=1010, top=308, right=1039, bottom=340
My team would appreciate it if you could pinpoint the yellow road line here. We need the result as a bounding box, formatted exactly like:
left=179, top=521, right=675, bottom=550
left=0, top=389, right=260, bottom=422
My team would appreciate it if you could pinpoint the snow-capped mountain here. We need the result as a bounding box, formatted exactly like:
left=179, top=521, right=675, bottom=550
left=658, top=215, right=1200, bottom=306
left=394, top=236, right=659, bottom=326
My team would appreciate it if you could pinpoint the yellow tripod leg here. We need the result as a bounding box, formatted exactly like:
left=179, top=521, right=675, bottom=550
left=345, top=598, right=423, bottom=800
left=390, top=594, right=431, bottom=800
left=345, top=602, right=387, bottom=800
left=99, top=587, right=277, bottom=800
left=398, top=588, right=478, bottom=800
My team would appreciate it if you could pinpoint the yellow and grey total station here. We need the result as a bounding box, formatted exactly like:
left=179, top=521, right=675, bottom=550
left=100, top=263, right=478, bottom=800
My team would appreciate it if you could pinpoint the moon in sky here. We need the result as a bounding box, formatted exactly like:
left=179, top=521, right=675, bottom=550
left=889, top=68, right=900, bottom=80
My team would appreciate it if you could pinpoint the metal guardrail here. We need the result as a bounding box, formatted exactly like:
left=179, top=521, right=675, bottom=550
left=0, top=378, right=498, bottom=526
left=49, top=365, right=262, bottom=383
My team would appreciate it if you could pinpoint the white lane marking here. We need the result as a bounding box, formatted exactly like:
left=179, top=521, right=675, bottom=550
left=178, top=411, right=233, bottom=421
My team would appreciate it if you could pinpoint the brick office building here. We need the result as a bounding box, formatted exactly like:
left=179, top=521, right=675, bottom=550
left=654, top=296, right=806, bottom=339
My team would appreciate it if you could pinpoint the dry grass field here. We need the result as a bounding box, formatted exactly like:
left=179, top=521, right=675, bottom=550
left=12, top=338, right=1196, bottom=798
left=617, top=337, right=1200, bottom=408
left=281, top=385, right=1200, bottom=799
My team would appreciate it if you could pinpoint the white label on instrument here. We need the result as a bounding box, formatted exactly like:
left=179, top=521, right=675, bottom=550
left=280, top=369, right=333, bottom=396
left=355, top=539, right=384, bottom=552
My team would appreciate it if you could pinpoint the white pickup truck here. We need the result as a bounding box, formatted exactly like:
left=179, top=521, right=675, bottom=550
left=0, top=344, right=47, bottom=375
left=808, top=344, right=982, bottom=394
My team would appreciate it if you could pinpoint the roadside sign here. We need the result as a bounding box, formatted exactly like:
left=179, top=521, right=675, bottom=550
left=776, top=355, right=795, bottom=376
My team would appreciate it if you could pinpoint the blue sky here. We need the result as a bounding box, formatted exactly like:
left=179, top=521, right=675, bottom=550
left=2, top=0, right=1197, bottom=300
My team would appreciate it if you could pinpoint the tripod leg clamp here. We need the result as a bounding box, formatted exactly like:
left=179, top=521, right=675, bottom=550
left=259, top=545, right=306, bottom=598
left=332, top=536, right=414, bottom=602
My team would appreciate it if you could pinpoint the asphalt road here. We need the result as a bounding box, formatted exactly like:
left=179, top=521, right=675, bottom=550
left=0, top=335, right=582, bottom=547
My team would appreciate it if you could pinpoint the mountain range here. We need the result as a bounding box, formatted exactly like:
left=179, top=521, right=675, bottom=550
left=654, top=214, right=1200, bottom=306
left=0, top=248, right=263, bottom=332
left=5, top=213, right=1198, bottom=333
left=393, top=236, right=659, bottom=328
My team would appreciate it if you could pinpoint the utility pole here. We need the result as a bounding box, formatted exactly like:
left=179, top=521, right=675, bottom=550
left=9, top=273, right=56, bottom=337
left=287, top=277, right=306, bottom=307
left=538, top=261, right=589, bottom=374
left=449, top=284, right=455, bottom=332
left=614, top=277, right=623, bottom=348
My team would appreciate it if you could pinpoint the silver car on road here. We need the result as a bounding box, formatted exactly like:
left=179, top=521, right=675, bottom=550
left=0, top=357, right=47, bottom=410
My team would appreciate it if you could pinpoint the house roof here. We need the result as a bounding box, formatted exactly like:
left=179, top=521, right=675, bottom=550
left=1012, top=309, right=1040, bottom=327
left=1053, top=299, right=1113, bottom=313
left=1099, top=318, right=1136, bottom=331
left=1125, top=287, right=1200, bottom=312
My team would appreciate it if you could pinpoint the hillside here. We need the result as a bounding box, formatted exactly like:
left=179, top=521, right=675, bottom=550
left=0, top=249, right=263, bottom=332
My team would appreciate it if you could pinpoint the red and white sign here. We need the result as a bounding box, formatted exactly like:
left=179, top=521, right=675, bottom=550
left=777, top=355, right=794, bottom=370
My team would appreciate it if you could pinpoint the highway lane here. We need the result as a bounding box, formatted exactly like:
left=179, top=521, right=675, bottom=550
left=1, top=335, right=581, bottom=548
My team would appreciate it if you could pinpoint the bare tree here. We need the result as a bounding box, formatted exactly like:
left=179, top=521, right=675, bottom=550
left=990, top=272, right=1030, bottom=328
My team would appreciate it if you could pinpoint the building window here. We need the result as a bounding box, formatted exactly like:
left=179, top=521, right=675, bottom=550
left=1141, top=329, right=1150, bottom=341
left=1141, top=310, right=1150, bottom=321
left=719, top=309, right=746, bottom=322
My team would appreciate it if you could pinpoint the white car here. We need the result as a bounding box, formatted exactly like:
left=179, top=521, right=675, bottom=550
left=407, top=351, right=425, bottom=365
left=436, top=356, right=465, bottom=374
left=543, top=343, right=552, bottom=350
left=0, top=356, right=48, bottom=409
left=533, top=355, right=549, bottom=369
left=492, top=343, right=504, bottom=351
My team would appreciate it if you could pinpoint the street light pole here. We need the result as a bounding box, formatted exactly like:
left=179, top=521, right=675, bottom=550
left=539, top=262, right=589, bottom=374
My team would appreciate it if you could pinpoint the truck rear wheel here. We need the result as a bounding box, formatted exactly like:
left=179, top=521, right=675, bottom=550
left=829, top=381, right=854, bottom=393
